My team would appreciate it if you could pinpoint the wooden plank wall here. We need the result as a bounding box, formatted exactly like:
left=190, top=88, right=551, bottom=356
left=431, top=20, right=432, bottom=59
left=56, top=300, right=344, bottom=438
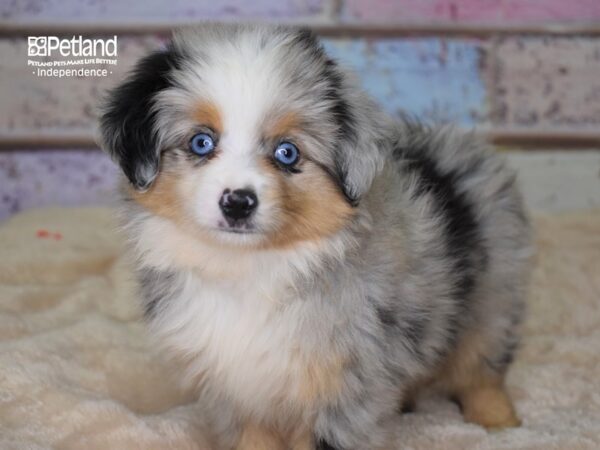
left=342, top=0, right=600, bottom=24
left=1, top=0, right=599, bottom=217
left=2, top=0, right=600, bottom=147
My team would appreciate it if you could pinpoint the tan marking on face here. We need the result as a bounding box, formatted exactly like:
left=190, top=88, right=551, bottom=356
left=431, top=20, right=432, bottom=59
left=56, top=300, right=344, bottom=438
left=127, top=159, right=218, bottom=265
left=128, top=100, right=221, bottom=220
left=127, top=161, right=269, bottom=276
left=260, top=159, right=354, bottom=249
left=264, top=111, right=302, bottom=141
left=193, top=101, right=223, bottom=134
left=130, top=104, right=353, bottom=253
left=128, top=167, right=188, bottom=225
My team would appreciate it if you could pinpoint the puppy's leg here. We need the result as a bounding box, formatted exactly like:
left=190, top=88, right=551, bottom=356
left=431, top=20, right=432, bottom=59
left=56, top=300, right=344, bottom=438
left=438, top=330, right=520, bottom=429
left=313, top=372, right=400, bottom=450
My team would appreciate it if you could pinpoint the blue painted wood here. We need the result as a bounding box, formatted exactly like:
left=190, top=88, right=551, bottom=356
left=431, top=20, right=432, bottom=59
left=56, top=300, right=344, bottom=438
left=323, top=38, right=488, bottom=125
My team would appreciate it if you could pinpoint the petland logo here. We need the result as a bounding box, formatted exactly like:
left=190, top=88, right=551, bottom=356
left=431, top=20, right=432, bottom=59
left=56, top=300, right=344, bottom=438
left=27, top=35, right=118, bottom=78
left=28, top=36, right=118, bottom=57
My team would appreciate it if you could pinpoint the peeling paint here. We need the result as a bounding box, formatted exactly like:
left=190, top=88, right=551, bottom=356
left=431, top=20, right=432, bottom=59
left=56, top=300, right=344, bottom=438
left=325, top=38, right=488, bottom=125
left=487, top=37, right=600, bottom=128
left=343, top=0, right=600, bottom=24
left=0, top=0, right=325, bottom=21
left=0, top=150, right=118, bottom=220
left=0, top=36, right=164, bottom=131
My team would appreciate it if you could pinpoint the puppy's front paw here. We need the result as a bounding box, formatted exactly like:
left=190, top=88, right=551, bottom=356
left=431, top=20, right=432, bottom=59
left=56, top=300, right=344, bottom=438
left=460, top=385, right=521, bottom=430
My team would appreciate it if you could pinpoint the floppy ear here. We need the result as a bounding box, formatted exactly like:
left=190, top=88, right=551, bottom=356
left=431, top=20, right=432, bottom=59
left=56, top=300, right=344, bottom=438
left=99, top=46, right=181, bottom=191
left=336, top=119, right=387, bottom=206
left=322, top=58, right=388, bottom=206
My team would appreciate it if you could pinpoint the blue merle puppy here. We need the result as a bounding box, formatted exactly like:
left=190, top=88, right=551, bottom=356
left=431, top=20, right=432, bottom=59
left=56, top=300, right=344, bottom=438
left=100, top=24, right=533, bottom=450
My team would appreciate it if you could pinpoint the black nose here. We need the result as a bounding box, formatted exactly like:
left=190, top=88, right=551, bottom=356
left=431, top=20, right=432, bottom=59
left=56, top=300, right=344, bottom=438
left=219, top=189, right=258, bottom=221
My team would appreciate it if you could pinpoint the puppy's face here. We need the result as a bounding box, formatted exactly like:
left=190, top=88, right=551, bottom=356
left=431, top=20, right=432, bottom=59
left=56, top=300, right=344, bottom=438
left=101, top=26, right=384, bottom=249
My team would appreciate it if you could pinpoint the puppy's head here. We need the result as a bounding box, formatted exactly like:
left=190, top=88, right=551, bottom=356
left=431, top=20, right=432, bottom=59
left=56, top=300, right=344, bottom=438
left=100, top=25, right=387, bottom=249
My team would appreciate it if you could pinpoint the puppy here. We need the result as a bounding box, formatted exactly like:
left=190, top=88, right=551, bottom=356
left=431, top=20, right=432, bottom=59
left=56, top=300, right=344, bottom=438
left=100, top=24, right=532, bottom=450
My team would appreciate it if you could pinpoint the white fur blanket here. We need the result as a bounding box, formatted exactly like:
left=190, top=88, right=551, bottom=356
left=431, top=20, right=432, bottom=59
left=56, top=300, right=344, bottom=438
left=1, top=208, right=599, bottom=449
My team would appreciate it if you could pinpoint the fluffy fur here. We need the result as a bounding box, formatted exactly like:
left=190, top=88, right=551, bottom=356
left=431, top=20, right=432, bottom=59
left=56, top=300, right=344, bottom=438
left=99, top=24, right=533, bottom=450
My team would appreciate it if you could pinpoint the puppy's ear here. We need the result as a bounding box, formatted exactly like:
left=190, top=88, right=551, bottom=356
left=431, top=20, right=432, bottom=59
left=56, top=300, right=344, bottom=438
left=323, top=59, right=388, bottom=206
left=336, top=120, right=386, bottom=206
left=99, top=46, right=180, bottom=191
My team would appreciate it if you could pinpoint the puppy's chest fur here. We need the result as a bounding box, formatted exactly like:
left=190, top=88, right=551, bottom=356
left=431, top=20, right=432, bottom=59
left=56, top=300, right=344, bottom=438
left=139, top=233, right=346, bottom=421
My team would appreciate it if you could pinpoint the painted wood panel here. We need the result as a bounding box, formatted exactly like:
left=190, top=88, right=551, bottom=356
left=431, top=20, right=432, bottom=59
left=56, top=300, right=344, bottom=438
left=325, top=38, right=488, bottom=125
left=0, top=36, right=164, bottom=133
left=0, top=35, right=488, bottom=139
left=343, top=0, right=600, bottom=24
left=488, top=37, right=600, bottom=128
left=0, top=150, right=118, bottom=219
left=0, top=0, right=326, bottom=23
left=3, top=0, right=599, bottom=26
left=506, top=151, right=600, bottom=213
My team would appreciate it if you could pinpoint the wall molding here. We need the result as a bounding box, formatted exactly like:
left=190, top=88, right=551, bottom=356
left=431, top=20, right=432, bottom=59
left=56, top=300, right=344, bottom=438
left=2, top=127, right=599, bottom=150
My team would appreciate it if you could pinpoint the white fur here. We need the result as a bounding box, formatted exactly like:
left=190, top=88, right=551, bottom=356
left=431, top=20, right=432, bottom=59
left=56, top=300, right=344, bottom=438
left=128, top=212, right=355, bottom=423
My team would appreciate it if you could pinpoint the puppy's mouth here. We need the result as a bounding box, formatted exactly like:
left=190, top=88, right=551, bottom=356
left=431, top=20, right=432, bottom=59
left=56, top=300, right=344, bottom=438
left=218, top=227, right=259, bottom=235
left=215, top=220, right=261, bottom=235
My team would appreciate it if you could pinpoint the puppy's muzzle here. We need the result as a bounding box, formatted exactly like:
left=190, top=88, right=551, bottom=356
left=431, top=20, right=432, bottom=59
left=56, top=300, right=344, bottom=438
left=219, top=188, right=258, bottom=225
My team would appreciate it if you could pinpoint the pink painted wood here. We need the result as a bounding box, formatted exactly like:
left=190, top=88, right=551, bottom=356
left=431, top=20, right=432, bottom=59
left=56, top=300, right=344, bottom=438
left=486, top=37, right=600, bottom=129
left=344, top=0, right=600, bottom=24
left=0, top=0, right=325, bottom=22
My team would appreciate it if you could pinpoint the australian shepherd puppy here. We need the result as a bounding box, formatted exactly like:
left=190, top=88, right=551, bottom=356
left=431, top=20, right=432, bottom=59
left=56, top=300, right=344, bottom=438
left=100, top=24, right=532, bottom=450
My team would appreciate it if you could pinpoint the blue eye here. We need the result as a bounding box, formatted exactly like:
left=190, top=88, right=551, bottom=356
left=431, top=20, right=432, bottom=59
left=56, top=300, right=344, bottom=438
left=273, top=142, right=299, bottom=167
left=190, top=133, right=215, bottom=156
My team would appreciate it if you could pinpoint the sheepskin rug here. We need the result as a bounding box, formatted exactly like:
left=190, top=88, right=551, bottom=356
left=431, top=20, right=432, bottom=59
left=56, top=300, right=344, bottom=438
left=1, top=207, right=599, bottom=449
